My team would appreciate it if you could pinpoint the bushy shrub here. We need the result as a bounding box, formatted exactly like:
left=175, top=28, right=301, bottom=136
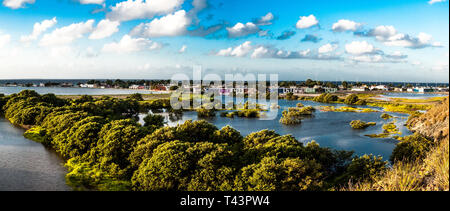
left=143, top=113, right=165, bottom=127
left=344, top=94, right=359, bottom=105
left=313, top=93, right=338, bottom=103
left=350, top=120, right=376, bottom=129
left=197, top=108, right=216, bottom=118
left=279, top=106, right=315, bottom=125
left=390, top=133, right=434, bottom=163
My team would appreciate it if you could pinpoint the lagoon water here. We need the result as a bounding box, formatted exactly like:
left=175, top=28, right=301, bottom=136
left=0, top=118, right=70, bottom=191
left=140, top=99, right=411, bottom=161
left=380, top=92, right=447, bottom=99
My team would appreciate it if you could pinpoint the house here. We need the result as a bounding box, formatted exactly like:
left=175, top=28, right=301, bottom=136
left=80, top=84, right=95, bottom=88
left=324, top=87, right=338, bottom=93
left=413, top=87, right=433, bottom=93
left=129, top=85, right=140, bottom=89
left=304, top=88, right=316, bottom=94
left=351, top=86, right=369, bottom=92
left=370, top=85, right=390, bottom=91
left=394, top=87, right=407, bottom=92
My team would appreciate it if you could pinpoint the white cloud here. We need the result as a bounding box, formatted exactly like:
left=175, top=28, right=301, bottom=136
left=227, top=22, right=260, bottom=38
left=255, top=12, right=274, bottom=25
left=20, top=17, right=57, bottom=43
left=179, top=45, right=187, bottom=53
left=296, top=14, right=318, bottom=29
left=216, top=41, right=253, bottom=57
left=345, top=41, right=376, bottom=55
left=106, top=0, right=185, bottom=22
left=428, top=0, right=446, bottom=5
left=0, top=34, right=11, bottom=48
left=39, top=20, right=95, bottom=46
left=345, top=42, right=408, bottom=63
left=318, top=43, right=338, bottom=54
left=332, top=19, right=362, bottom=32
left=217, top=42, right=340, bottom=60
left=2, top=0, right=34, bottom=9
left=79, top=0, right=105, bottom=4
left=89, top=19, right=120, bottom=39
left=360, top=25, right=442, bottom=49
left=129, top=10, right=190, bottom=37
left=366, top=25, right=398, bottom=41
left=102, top=35, right=162, bottom=53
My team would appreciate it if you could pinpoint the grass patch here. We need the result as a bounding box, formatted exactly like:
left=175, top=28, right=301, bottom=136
left=350, top=120, right=376, bottom=129
left=320, top=106, right=378, bottom=113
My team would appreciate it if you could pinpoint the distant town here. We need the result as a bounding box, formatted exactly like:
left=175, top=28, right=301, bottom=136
left=1, top=79, right=449, bottom=95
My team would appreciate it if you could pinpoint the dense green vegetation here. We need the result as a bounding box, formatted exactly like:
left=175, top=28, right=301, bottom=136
left=320, top=106, right=378, bottom=113
left=313, top=93, right=339, bottom=104
left=197, top=108, right=216, bottom=118
left=390, top=133, right=434, bottom=163
left=344, top=94, right=366, bottom=105
left=280, top=106, right=315, bottom=125
left=350, top=120, right=376, bottom=129
left=0, top=90, right=393, bottom=191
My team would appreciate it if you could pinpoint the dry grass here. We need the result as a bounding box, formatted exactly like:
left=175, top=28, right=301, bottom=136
left=344, top=97, right=449, bottom=191
left=345, top=138, right=448, bottom=191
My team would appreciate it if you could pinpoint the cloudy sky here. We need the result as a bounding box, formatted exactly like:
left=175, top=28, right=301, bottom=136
left=0, top=0, right=448, bottom=82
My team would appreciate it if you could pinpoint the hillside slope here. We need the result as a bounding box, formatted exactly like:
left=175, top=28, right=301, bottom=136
left=348, top=97, right=449, bottom=191
left=407, top=97, right=449, bottom=142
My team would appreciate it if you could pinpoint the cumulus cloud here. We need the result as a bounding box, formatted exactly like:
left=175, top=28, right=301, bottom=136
left=226, top=22, right=260, bottom=38
left=79, top=0, right=104, bottom=4
left=2, top=0, right=34, bottom=9
left=216, top=41, right=340, bottom=60
left=345, top=41, right=377, bottom=55
left=356, top=25, right=442, bottom=49
left=345, top=41, right=407, bottom=63
left=428, top=0, right=446, bottom=5
left=254, top=12, right=274, bottom=26
left=301, top=34, right=322, bottom=43
left=318, top=43, right=338, bottom=54
left=130, top=10, right=190, bottom=38
left=39, top=20, right=95, bottom=47
left=225, top=12, right=275, bottom=38
left=216, top=41, right=253, bottom=57
left=89, top=19, right=120, bottom=39
left=102, top=34, right=162, bottom=53
left=20, top=17, right=57, bottom=43
left=276, top=30, right=296, bottom=40
left=0, top=34, right=11, bottom=48
left=106, top=0, right=185, bottom=22
left=296, top=14, right=319, bottom=29
left=332, top=19, right=362, bottom=32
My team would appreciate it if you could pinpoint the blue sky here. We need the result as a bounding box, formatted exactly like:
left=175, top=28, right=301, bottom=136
left=0, top=0, right=448, bottom=82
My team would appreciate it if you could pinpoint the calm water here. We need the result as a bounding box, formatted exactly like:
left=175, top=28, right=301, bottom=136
left=0, top=118, right=70, bottom=191
left=0, top=86, right=156, bottom=95
left=140, top=99, right=412, bottom=161
left=380, top=92, right=448, bottom=99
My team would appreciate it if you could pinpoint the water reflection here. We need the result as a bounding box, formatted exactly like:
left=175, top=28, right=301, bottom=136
left=0, top=119, right=70, bottom=191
